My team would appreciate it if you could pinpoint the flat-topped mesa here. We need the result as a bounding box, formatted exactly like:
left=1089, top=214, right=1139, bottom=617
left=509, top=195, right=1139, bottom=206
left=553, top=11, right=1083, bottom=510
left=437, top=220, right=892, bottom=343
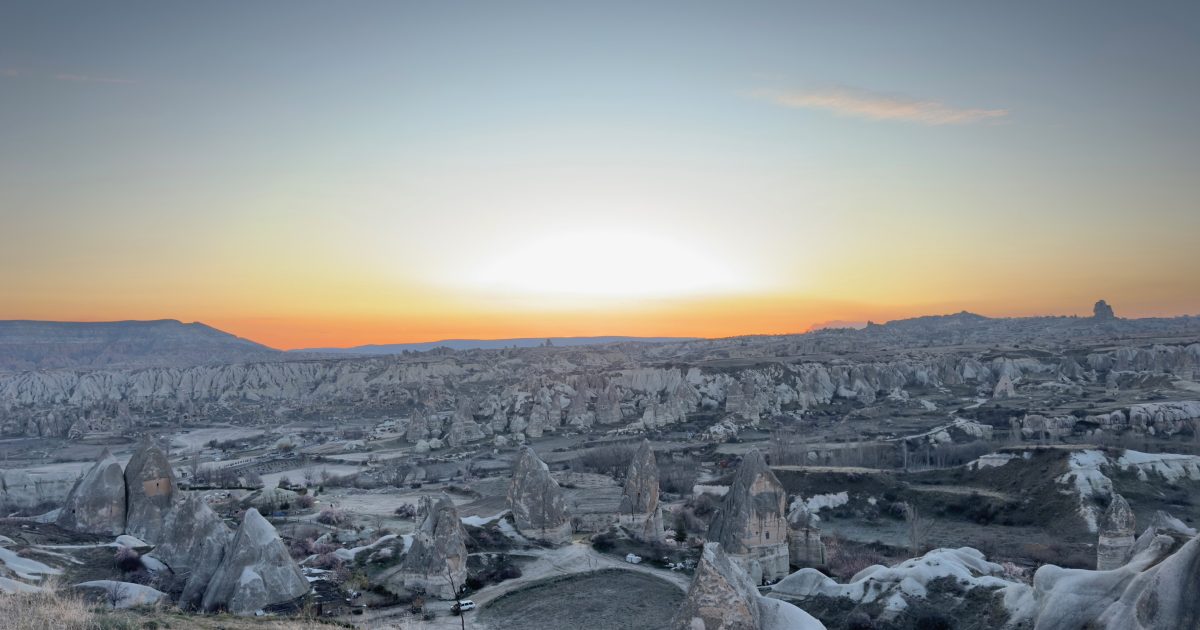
left=388, top=494, right=468, bottom=599
left=506, top=446, right=572, bottom=545
left=155, top=494, right=234, bottom=609
left=57, top=448, right=126, bottom=535
left=706, top=449, right=789, bottom=584
left=1098, top=493, right=1137, bottom=570
left=200, top=508, right=309, bottom=615
left=123, top=442, right=178, bottom=544
left=672, top=542, right=762, bottom=630
left=618, top=439, right=664, bottom=541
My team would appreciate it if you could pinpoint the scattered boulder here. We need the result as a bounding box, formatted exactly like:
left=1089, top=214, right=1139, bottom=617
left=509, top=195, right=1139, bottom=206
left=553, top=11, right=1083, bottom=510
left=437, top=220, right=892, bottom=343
left=76, top=580, right=167, bottom=608
left=57, top=449, right=126, bottom=535
left=507, top=447, right=572, bottom=544
left=154, top=495, right=234, bottom=609
left=200, top=508, right=308, bottom=615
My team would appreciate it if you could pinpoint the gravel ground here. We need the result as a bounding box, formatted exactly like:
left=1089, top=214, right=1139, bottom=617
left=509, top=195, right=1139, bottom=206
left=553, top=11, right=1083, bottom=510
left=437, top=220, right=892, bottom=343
left=476, top=569, right=683, bottom=630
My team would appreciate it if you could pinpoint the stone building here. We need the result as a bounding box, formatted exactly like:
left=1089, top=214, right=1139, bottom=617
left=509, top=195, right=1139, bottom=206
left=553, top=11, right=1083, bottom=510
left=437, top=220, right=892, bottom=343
left=706, top=449, right=790, bottom=584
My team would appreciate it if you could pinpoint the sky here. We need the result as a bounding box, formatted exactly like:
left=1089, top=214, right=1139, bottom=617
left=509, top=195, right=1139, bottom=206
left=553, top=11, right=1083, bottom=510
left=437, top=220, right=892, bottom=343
left=2, top=1, right=1198, bottom=349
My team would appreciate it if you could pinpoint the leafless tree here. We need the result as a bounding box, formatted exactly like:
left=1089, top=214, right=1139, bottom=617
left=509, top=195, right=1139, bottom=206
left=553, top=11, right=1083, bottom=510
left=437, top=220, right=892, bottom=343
left=104, top=581, right=129, bottom=609
left=446, top=565, right=466, bottom=630
left=904, top=504, right=935, bottom=557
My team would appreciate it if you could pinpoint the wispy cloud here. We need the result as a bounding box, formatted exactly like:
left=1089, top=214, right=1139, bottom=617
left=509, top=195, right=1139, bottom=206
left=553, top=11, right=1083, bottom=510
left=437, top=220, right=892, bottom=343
left=53, top=73, right=136, bottom=85
left=757, top=86, right=1007, bottom=126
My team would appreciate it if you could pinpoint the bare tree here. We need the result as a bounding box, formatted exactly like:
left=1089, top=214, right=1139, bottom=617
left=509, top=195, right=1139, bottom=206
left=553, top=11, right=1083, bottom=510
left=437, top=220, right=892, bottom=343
left=105, top=581, right=129, bottom=609
left=446, top=565, right=466, bottom=630
left=904, top=504, right=935, bottom=557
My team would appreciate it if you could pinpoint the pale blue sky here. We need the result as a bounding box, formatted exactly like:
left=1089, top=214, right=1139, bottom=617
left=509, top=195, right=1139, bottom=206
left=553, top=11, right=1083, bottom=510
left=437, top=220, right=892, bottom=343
left=2, top=1, right=1198, bottom=346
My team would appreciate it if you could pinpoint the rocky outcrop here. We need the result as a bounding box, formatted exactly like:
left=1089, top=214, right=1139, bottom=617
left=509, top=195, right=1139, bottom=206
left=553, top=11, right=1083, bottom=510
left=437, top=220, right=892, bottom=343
left=594, top=383, right=623, bottom=425
left=57, top=449, right=126, bottom=535
left=707, top=449, right=789, bottom=584
left=565, top=386, right=593, bottom=428
left=154, top=495, right=234, bottom=609
left=507, top=447, right=571, bottom=544
left=406, top=408, right=433, bottom=443
left=386, top=494, right=468, bottom=599
left=673, top=543, right=761, bottom=630
left=674, top=543, right=825, bottom=630
left=786, top=498, right=826, bottom=568
left=445, top=399, right=486, bottom=447
left=618, top=439, right=663, bottom=541
left=1008, top=532, right=1200, bottom=629
left=1097, top=493, right=1136, bottom=570
left=123, top=443, right=178, bottom=544
left=774, top=547, right=1010, bottom=627
left=200, top=508, right=308, bottom=614
left=993, top=374, right=1016, bottom=399
left=1094, top=299, right=1116, bottom=320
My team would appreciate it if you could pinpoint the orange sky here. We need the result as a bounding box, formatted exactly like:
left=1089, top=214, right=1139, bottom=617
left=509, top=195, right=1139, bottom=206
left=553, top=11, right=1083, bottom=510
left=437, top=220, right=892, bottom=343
left=4, top=3, right=1199, bottom=350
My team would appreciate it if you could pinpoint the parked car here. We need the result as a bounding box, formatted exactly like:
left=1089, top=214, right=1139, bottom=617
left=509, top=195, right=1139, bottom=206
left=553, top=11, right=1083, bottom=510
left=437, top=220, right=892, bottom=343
left=452, top=600, right=477, bottom=614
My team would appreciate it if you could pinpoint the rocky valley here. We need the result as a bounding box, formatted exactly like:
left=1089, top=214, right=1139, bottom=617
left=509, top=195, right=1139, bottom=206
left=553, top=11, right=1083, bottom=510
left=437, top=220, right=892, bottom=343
left=2, top=304, right=1200, bottom=629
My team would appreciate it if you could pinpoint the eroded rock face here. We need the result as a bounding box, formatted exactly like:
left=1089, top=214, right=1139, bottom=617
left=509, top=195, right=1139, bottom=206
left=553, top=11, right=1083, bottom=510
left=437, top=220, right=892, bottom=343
left=1009, top=532, right=1200, bottom=629
left=507, top=447, right=571, bottom=544
left=406, top=408, right=432, bottom=443
left=786, top=498, right=826, bottom=568
left=672, top=543, right=761, bottom=630
left=154, top=495, right=233, bottom=609
left=445, top=399, right=486, bottom=447
left=57, top=449, right=126, bottom=535
left=123, top=443, right=178, bottom=544
left=200, top=508, right=308, bottom=614
left=1098, top=493, right=1136, bottom=570
left=707, top=449, right=789, bottom=583
left=388, top=494, right=468, bottom=599
left=619, top=439, right=664, bottom=541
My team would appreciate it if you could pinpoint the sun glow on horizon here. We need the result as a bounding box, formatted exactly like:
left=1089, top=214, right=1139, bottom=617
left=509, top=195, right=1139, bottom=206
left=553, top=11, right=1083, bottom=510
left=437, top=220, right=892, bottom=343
left=459, top=228, right=760, bottom=301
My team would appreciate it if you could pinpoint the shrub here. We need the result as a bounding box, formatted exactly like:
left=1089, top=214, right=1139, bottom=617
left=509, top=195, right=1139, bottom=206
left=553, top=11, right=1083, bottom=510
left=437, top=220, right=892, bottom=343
left=113, top=545, right=143, bottom=572
left=394, top=503, right=418, bottom=519
left=316, top=508, right=351, bottom=527
left=295, top=494, right=316, bottom=509
left=824, top=536, right=886, bottom=580
left=592, top=531, right=617, bottom=552
left=846, top=611, right=875, bottom=630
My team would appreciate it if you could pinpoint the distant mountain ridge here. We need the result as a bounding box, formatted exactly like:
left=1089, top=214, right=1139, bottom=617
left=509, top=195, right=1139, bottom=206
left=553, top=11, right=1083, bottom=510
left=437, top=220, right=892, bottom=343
left=293, top=335, right=700, bottom=355
left=0, top=320, right=281, bottom=371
